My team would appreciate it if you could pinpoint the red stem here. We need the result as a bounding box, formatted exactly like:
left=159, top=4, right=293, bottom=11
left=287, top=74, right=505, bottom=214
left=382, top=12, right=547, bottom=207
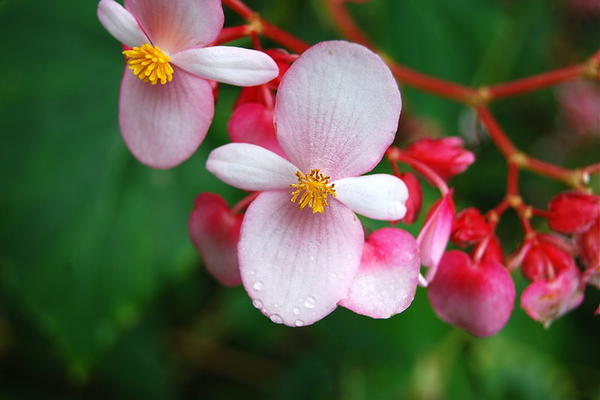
left=488, top=64, right=586, bottom=99
left=222, top=0, right=310, bottom=53
left=214, top=25, right=250, bottom=45
left=476, top=107, right=518, bottom=157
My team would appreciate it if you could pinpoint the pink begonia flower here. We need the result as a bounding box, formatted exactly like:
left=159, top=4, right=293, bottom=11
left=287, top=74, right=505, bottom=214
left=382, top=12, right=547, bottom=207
left=189, top=193, right=243, bottom=286
left=97, top=0, right=279, bottom=168
left=428, top=250, right=515, bottom=337
left=417, top=191, right=455, bottom=284
left=339, top=228, right=420, bottom=319
left=521, top=267, right=584, bottom=328
left=207, top=41, right=407, bottom=326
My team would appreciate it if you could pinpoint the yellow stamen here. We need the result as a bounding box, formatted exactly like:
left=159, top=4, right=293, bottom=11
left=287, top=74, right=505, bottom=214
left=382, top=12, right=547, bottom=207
left=290, top=169, right=336, bottom=214
left=123, top=44, right=174, bottom=85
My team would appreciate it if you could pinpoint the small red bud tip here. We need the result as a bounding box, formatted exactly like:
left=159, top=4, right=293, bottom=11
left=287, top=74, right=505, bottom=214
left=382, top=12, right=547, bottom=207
left=427, top=250, right=515, bottom=337
left=451, top=208, right=490, bottom=247
left=189, top=193, right=244, bottom=287
left=404, top=137, right=475, bottom=180
left=396, top=172, right=422, bottom=224
left=548, top=191, right=600, bottom=234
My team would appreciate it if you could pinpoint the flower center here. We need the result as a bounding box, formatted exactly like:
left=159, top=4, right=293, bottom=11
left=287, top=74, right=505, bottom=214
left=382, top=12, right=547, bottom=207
left=123, top=44, right=174, bottom=85
left=290, top=169, right=336, bottom=214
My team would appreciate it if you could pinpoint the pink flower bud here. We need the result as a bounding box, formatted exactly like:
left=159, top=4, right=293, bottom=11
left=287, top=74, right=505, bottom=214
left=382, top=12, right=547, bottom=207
left=451, top=208, right=490, bottom=247
left=521, top=234, right=577, bottom=282
left=189, top=193, right=243, bottom=287
left=404, top=137, right=475, bottom=180
left=548, top=191, right=600, bottom=234
left=428, top=250, right=515, bottom=337
left=478, top=234, right=505, bottom=265
left=521, top=268, right=584, bottom=328
left=396, top=172, right=422, bottom=224
left=417, top=191, right=455, bottom=283
left=227, top=102, right=286, bottom=157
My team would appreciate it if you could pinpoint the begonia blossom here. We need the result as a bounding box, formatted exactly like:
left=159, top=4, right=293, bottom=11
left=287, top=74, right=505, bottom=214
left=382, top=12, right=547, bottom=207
left=207, top=41, right=408, bottom=326
left=97, top=0, right=279, bottom=168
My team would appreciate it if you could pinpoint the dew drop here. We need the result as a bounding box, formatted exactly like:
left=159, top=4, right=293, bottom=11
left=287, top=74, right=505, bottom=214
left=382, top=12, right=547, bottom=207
left=310, top=255, right=315, bottom=261
left=330, top=272, right=337, bottom=279
left=292, top=307, right=300, bottom=315
left=270, top=314, right=283, bottom=324
left=253, top=281, right=263, bottom=291
left=249, top=270, right=256, bottom=276
left=274, top=303, right=280, bottom=309
left=304, top=296, right=316, bottom=309
left=295, top=319, right=305, bottom=327
left=252, top=299, right=263, bottom=309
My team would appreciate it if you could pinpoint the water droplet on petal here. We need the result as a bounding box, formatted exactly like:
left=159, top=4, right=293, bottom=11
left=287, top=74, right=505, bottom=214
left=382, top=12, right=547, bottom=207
left=253, top=281, right=263, bottom=291
left=293, top=307, right=300, bottom=315
left=295, top=319, right=304, bottom=327
left=252, top=299, right=263, bottom=309
left=330, top=272, right=337, bottom=279
left=310, top=255, right=315, bottom=261
left=304, top=296, right=316, bottom=309
left=270, top=314, right=283, bottom=324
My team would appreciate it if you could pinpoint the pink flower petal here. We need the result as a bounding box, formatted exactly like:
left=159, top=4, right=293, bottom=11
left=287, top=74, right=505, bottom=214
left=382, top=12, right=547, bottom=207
left=119, top=67, right=214, bottom=169
left=428, top=250, right=515, bottom=337
left=340, top=228, right=420, bottom=319
left=172, top=46, right=279, bottom=87
left=125, top=0, right=224, bottom=53
left=98, top=0, right=148, bottom=47
left=521, top=267, right=584, bottom=327
left=275, top=41, right=401, bottom=180
left=239, top=191, right=364, bottom=326
left=417, top=191, right=455, bottom=283
left=333, top=174, right=408, bottom=221
left=189, top=193, right=242, bottom=287
left=228, top=103, right=286, bottom=158
left=206, top=143, right=298, bottom=191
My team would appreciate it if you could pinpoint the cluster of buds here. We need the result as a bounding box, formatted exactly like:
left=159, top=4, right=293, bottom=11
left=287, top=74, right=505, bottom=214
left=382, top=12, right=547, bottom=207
left=98, top=0, right=598, bottom=334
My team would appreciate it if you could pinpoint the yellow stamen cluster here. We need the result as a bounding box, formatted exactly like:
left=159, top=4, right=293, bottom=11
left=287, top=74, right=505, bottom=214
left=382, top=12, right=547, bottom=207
left=290, top=169, right=336, bottom=214
left=123, top=44, right=174, bottom=85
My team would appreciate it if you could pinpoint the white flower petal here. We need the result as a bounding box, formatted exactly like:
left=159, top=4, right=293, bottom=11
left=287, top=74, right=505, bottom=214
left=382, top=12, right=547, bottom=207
left=98, top=0, right=148, bottom=47
left=172, top=46, right=279, bottom=87
left=206, top=143, right=298, bottom=191
left=333, top=174, right=408, bottom=220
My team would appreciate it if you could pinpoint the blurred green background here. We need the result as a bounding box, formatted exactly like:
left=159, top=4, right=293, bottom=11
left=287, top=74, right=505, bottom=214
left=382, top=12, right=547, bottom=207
left=1, top=0, right=599, bottom=398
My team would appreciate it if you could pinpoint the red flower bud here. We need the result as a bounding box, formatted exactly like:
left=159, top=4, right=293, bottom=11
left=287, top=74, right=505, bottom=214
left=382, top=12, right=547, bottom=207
left=396, top=172, right=422, bottom=224
left=451, top=208, right=490, bottom=247
left=189, top=193, right=243, bottom=287
left=521, top=235, right=576, bottom=282
left=428, top=250, right=515, bottom=337
left=404, top=137, right=475, bottom=180
left=548, top=191, right=600, bottom=234
left=577, top=218, right=600, bottom=269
